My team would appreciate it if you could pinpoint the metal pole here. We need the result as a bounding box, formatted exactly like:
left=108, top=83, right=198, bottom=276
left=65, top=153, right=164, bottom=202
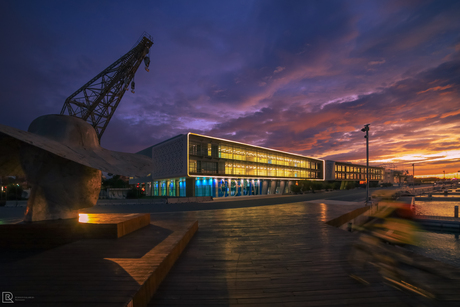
left=361, top=124, right=370, bottom=206
left=366, top=129, right=369, bottom=206
left=412, top=163, right=415, bottom=194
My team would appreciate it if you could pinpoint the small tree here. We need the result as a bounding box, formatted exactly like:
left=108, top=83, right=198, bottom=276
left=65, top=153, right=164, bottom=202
left=345, top=181, right=356, bottom=190
left=370, top=181, right=379, bottom=188
left=126, top=186, right=145, bottom=199
left=6, top=184, right=23, bottom=200
left=313, top=182, right=324, bottom=191
left=300, top=180, right=312, bottom=192
left=102, top=175, right=129, bottom=189
left=290, top=184, right=301, bottom=194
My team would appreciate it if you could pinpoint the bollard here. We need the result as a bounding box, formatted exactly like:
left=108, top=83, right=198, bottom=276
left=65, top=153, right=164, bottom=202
left=455, top=206, right=458, bottom=218
left=348, top=222, right=352, bottom=232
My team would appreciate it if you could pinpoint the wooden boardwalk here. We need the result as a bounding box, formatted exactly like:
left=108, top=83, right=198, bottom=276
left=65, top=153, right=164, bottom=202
left=148, top=202, right=455, bottom=307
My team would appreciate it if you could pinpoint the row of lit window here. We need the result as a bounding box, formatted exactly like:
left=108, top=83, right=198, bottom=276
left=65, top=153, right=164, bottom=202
left=335, top=164, right=383, bottom=174
left=225, top=163, right=304, bottom=171
left=335, top=173, right=382, bottom=180
left=220, top=147, right=301, bottom=163
left=190, top=142, right=320, bottom=169
left=224, top=165, right=319, bottom=178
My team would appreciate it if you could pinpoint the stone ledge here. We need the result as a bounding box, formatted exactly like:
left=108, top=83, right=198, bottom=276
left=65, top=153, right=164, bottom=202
left=1, top=218, right=198, bottom=307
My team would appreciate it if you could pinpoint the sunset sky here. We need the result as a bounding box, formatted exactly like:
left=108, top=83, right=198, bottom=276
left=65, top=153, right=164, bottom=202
left=1, top=0, right=459, bottom=178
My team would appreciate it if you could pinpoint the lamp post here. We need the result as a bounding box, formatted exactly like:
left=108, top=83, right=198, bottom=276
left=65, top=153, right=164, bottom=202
left=412, top=163, right=415, bottom=194
left=361, top=124, right=370, bottom=206
left=443, top=170, right=446, bottom=181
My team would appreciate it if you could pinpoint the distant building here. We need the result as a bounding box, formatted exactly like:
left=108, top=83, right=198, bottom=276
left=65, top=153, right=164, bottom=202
left=384, top=169, right=410, bottom=186
left=325, top=160, right=384, bottom=184
left=130, top=133, right=324, bottom=198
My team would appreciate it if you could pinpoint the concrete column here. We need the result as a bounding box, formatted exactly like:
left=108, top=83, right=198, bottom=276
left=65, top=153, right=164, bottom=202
left=262, top=180, right=268, bottom=195
left=186, top=178, right=195, bottom=197
left=214, top=178, right=218, bottom=198
left=270, top=180, right=276, bottom=194
left=280, top=181, right=285, bottom=194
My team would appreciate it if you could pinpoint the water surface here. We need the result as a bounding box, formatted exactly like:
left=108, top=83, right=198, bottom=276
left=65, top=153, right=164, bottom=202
left=414, top=201, right=459, bottom=217
left=407, top=231, right=460, bottom=268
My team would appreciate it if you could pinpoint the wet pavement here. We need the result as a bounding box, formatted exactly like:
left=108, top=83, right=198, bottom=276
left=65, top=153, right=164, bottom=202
left=144, top=201, right=456, bottom=306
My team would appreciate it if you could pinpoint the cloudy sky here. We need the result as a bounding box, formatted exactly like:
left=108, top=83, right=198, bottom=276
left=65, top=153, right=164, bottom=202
left=1, top=0, right=459, bottom=177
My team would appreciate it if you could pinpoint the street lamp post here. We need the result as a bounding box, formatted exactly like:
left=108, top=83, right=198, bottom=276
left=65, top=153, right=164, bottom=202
left=361, top=124, right=370, bottom=206
left=412, top=163, right=415, bottom=195
left=443, top=170, right=446, bottom=181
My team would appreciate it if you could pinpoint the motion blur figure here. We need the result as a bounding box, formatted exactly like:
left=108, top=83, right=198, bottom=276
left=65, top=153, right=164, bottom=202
left=365, top=190, right=419, bottom=246
left=345, top=190, right=453, bottom=303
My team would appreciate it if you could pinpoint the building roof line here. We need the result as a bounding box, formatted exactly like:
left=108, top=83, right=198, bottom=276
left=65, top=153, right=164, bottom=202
left=188, top=132, right=323, bottom=162
left=136, top=134, right=185, bottom=154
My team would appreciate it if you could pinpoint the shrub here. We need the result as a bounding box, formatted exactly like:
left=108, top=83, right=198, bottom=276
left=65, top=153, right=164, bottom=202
left=126, top=187, right=144, bottom=199
left=6, top=184, right=23, bottom=200
left=290, top=184, right=301, bottom=194
left=345, top=181, right=356, bottom=190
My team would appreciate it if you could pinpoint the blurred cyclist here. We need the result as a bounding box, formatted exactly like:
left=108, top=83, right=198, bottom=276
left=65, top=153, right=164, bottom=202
left=365, top=190, right=420, bottom=246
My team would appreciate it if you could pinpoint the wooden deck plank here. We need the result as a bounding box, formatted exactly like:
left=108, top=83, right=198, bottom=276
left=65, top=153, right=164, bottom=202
left=148, top=202, right=460, bottom=306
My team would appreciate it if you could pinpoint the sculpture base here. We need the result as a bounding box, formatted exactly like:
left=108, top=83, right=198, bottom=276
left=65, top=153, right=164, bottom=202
left=0, top=217, right=199, bottom=306
left=0, top=213, right=151, bottom=249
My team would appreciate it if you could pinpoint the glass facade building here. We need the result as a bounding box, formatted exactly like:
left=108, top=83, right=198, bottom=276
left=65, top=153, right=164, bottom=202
left=131, top=133, right=325, bottom=198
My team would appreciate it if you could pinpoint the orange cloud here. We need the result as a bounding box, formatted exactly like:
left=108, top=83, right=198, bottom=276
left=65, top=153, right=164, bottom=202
left=440, top=109, right=460, bottom=118
left=417, top=84, right=453, bottom=94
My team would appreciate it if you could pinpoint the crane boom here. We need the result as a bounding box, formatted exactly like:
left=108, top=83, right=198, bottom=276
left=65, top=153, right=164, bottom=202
left=60, top=33, right=153, bottom=140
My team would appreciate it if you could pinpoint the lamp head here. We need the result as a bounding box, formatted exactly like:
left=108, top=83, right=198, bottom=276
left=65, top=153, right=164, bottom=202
left=361, top=124, right=370, bottom=132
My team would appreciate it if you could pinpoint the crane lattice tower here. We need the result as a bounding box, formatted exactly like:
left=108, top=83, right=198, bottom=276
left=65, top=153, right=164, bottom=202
left=60, top=33, right=153, bottom=140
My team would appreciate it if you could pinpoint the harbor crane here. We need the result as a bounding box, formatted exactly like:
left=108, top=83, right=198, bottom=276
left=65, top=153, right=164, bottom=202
left=60, top=33, right=153, bottom=140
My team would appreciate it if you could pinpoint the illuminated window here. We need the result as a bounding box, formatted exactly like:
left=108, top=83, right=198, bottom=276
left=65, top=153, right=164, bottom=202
left=233, top=146, right=246, bottom=161
left=258, top=151, right=268, bottom=164
left=225, top=162, right=233, bottom=175
left=189, top=160, right=197, bottom=173
left=220, top=144, right=233, bottom=159
left=246, top=149, right=257, bottom=162
left=233, top=162, right=246, bottom=175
